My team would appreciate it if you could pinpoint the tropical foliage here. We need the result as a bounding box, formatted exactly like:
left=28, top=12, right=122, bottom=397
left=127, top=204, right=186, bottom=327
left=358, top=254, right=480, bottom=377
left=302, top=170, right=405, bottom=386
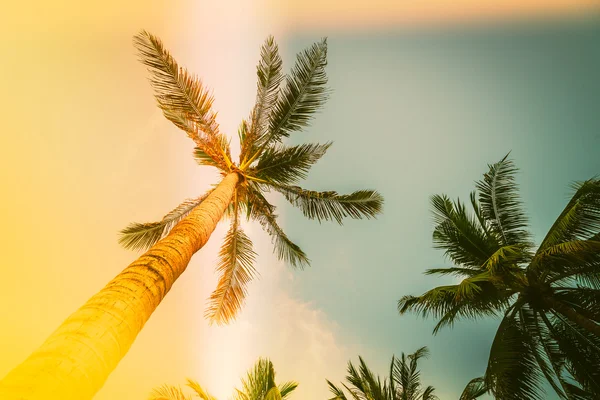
left=122, top=32, right=383, bottom=325
left=0, top=32, right=383, bottom=400
left=327, top=346, right=438, bottom=400
left=398, top=155, right=600, bottom=399
left=149, top=358, right=297, bottom=400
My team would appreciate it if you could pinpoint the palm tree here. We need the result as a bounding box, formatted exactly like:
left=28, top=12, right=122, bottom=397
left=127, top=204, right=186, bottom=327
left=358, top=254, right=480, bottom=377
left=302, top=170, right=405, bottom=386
left=0, top=32, right=383, bottom=400
left=398, top=155, right=600, bottom=399
left=327, top=346, right=438, bottom=400
left=148, top=358, right=297, bottom=400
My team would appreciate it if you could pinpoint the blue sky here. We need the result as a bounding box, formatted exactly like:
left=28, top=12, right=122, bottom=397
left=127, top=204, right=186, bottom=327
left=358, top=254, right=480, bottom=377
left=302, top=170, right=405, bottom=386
left=276, top=15, right=600, bottom=398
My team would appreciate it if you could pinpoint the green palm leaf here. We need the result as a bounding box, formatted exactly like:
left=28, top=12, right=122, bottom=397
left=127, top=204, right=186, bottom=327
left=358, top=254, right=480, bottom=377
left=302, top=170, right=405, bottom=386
left=326, top=380, right=348, bottom=400
left=133, top=31, right=230, bottom=169
left=205, top=197, right=257, bottom=325
left=271, top=184, right=383, bottom=224
left=484, top=312, right=545, bottom=400
left=246, top=187, right=310, bottom=268
left=538, top=179, right=600, bottom=250
left=253, top=142, right=331, bottom=185
left=475, top=153, right=532, bottom=246
left=398, top=281, right=512, bottom=334
left=119, top=191, right=214, bottom=250
left=430, top=194, right=499, bottom=268
left=278, top=381, right=298, bottom=399
left=148, top=384, right=192, bottom=400
left=459, top=377, right=488, bottom=400
left=186, top=379, right=217, bottom=400
left=241, top=36, right=283, bottom=164
left=256, top=38, right=329, bottom=150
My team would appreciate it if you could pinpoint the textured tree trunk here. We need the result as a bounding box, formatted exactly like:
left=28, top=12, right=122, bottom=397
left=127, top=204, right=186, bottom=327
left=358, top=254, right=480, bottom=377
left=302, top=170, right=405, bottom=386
left=0, top=172, right=239, bottom=400
left=544, top=296, right=600, bottom=337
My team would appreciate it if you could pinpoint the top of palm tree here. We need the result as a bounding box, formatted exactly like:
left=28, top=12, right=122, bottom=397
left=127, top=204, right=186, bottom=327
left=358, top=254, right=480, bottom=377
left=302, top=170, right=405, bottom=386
left=148, top=358, right=297, bottom=400
left=119, top=31, right=383, bottom=325
left=398, top=155, right=600, bottom=399
left=327, top=346, right=439, bottom=400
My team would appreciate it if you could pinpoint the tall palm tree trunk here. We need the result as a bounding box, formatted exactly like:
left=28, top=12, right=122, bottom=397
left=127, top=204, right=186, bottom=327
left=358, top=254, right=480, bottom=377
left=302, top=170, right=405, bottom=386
left=0, top=172, right=240, bottom=400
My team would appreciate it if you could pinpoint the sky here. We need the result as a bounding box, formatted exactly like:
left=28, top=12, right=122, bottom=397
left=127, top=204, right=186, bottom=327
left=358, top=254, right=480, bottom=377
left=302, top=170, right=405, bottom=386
left=1, top=1, right=599, bottom=399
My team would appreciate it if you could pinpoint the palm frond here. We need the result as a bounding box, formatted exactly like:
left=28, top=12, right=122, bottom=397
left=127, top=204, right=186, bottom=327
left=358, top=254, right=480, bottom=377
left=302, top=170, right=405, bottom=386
left=554, top=288, right=600, bottom=322
left=206, top=196, right=257, bottom=325
left=256, top=38, right=329, bottom=149
left=148, top=384, right=191, bottom=400
left=422, top=385, right=438, bottom=400
left=241, top=36, right=283, bottom=164
left=246, top=187, right=310, bottom=268
left=278, top=381, right=298, bottom=399
left=326, top=380, right=348, bottom=400
left=482, top=244, right=532, bottom=273
left=532, top=240, right=600, bottom=279
left=119, top=191, right=213, bottom=251
left=542, top=312, right=600, bottom=396
left=538, top=179, right=600, bottom=251
left=252, top=142, right=331, bottom=185
left=133, top=31, right=230, bottom=169
left=398, top=281, right=512, bottom=334
left=185, top=379, right=217, bottom=400
left=194, top=147, right=222, bottom=168
left=475, top=154, right=532, bottom=246
left=424, top=267, right=482, bottom=278
left=459, top=377, right=488, bottom=400
left=547, top=259, right=600, bottom=289
left=484, top=313, right=545, bottom=400
left=430, top=194, right=499, bottom=268
left=518, top=306, right=570, bottom=399
left=271, top=183, right=383, bottom=224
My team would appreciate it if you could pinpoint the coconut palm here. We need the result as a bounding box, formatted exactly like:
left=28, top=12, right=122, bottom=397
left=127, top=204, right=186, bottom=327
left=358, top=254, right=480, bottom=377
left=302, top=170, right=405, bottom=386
left=0, top=33, right=383, bottom=400
left=149, top=358, right=297, bottom=400
left=398, top=155, right=600, bottom=399
left=327, top=346, right=438, bottom=400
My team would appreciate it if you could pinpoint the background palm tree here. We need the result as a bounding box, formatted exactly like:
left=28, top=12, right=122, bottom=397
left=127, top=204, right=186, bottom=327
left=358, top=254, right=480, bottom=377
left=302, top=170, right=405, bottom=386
left=327, top=346, right=438, bottom=400
left=398, top=155, right=600, bottom=399
left=148, top=358, right=297, bottom=400
left=0, top=33, right=382, bottom=400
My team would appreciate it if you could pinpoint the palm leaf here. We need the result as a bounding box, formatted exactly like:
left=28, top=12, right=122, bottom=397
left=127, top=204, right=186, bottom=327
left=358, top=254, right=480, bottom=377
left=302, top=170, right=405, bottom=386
left=430, top=194, right=499, bottom=268
left=475, top=154, right=532, bottom=246
left=119, top=191, right=213, bottom=250
left=185, top=379, right=217, bottom=400
left=271, top=184, right=383, bottom=224
left=278, top=381, right=298, bottom=399
left=422, top=385, right=438, bottom=400
left=205, top=196, right=257, bottom=325
left=459, top=377, right=488, bottom=400
left=241, top=36, right=283, bottom=164
left=424, top=267, right=482, bottom=279
left=246, top=187, right=310, bottom=268
left=543, top=312, right=600, bottom=396
left=256, top=38, right=329, bottom=149
left=133, top=30, right=230, bottom=169
left=326, top=380, right=348, bottom=400
left=398, top=282, right=512, bottom=334
left=484, top=312, right=545, bottom=400
left=538, top=179, right=600, bottom=251
left=252, top=142, right=331, bottom=185
left=148, top=384, right=191, bottom=400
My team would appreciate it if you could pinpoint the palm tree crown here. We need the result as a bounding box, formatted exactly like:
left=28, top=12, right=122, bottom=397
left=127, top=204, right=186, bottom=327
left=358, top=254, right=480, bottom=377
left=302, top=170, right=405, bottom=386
left=327, top=346, right=438, bottom=400
left=398, top=155, right=600, bottom=399
left=122, top=32, right=383, bottom=325
left=149, top=358, right=297, bottom=400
